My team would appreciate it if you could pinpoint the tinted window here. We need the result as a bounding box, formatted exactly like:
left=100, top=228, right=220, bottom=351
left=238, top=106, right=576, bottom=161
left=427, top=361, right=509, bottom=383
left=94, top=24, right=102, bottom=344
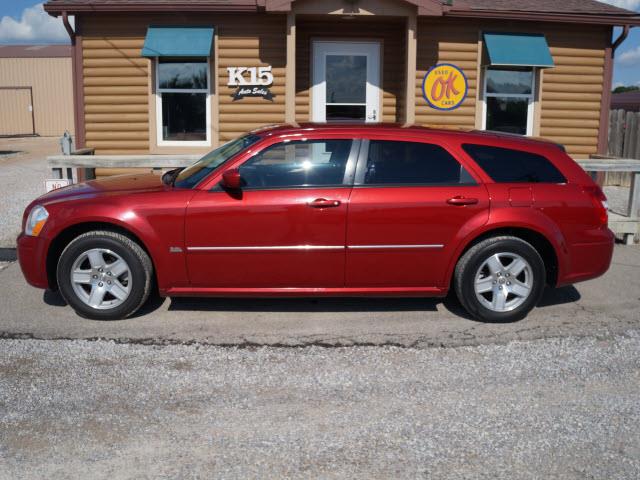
left=462, top=144, right=566, bottom=183
left=238, top=140, right=352, bottom=189
left=362, top=140, right=474, bottom=185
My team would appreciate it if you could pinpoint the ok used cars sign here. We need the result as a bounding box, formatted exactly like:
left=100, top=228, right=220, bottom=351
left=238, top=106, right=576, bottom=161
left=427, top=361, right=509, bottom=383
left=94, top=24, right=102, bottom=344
left=422, top=63, right=468, bottom=111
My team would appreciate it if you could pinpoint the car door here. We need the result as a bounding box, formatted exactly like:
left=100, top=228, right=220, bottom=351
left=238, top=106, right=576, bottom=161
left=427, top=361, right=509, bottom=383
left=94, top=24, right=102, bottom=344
left=185, top=138, right=359, bottom=288
left=345, top=138, right=490, bottom=288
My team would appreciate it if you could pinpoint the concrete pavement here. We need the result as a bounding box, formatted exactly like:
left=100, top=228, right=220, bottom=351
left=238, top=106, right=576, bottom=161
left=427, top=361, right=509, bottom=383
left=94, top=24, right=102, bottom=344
left=1, top=246, right=638, bottom=348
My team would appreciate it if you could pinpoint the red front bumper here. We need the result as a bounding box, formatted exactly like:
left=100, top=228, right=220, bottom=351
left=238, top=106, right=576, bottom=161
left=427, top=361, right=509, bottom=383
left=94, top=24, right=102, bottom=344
left=17, top=233, right=50, bottom=289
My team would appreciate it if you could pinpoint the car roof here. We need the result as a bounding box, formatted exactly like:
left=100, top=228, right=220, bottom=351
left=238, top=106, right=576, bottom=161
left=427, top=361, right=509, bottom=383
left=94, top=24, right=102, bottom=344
left=252, top=123, right=561, bottom=150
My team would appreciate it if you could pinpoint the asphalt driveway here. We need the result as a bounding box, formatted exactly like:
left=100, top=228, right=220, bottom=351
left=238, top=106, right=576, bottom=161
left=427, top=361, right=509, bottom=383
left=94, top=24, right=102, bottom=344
left=1, top=246, right=639, bottom=348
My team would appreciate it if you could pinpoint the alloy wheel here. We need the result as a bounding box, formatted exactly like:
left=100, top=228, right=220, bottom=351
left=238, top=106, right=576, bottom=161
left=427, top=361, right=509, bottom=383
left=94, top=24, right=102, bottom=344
left=70, top=248, right=132, bottom=310
left=473, top=252, right=533, bottom=313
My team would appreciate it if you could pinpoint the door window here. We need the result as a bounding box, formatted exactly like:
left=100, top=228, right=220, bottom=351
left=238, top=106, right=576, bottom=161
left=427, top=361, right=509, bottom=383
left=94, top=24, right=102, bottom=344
left=358, top=140, right=475, bottom=186
left=238, top=140, right=354, bottom=189
left=326, top=55, right=367, bottom=121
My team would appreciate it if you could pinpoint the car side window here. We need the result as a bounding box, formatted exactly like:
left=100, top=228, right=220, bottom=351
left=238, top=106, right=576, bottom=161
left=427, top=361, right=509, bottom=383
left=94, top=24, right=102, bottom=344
left=361, top=140, right=475, bottom=186
left=462, top=144, right=567, bottom=183
left=238, top=139, right=353, bottom=189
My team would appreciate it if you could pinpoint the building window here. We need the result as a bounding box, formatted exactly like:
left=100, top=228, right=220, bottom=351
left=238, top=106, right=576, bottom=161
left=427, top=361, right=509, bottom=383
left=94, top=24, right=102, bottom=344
left=482, top=67, right=535, bottom=136
left=156, top=58, right=210, bottom=146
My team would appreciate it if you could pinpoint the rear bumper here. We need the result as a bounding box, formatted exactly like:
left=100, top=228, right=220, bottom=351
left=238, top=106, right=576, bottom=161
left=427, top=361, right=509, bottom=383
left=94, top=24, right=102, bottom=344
left=17, top=233, right=50, bottom=289
left=558, top=229, right=615, bottom=286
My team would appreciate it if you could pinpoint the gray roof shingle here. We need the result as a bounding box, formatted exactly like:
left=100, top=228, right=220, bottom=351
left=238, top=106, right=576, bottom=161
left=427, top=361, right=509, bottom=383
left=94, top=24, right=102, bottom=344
left=456, top=0, right=637, bottom=16
left=43, top=0, right=639, bottom=16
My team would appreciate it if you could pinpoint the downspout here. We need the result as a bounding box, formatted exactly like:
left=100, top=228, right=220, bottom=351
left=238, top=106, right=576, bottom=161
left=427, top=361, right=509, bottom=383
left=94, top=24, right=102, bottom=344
left=597, top=25, right=632, bottom=155
left=62, top=11, right=75, bottom=45
left=612, top=25, right=630, bottom=55
left=61, top=11, right=85, bottom=149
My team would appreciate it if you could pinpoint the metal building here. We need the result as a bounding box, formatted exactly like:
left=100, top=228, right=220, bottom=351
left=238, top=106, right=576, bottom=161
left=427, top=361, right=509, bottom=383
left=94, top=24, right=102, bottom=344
left=0, top=45, right=74, bottom=137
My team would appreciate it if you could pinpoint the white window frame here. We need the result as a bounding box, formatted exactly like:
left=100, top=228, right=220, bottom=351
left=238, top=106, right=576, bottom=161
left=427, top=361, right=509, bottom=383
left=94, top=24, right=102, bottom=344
left=155, top=57, right=211, bottom=147
left=481, top=66, right=536, bottom=137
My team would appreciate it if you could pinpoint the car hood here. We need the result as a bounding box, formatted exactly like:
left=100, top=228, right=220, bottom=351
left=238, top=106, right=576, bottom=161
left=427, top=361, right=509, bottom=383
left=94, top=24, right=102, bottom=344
left=37, top=173, right=168, bottom=204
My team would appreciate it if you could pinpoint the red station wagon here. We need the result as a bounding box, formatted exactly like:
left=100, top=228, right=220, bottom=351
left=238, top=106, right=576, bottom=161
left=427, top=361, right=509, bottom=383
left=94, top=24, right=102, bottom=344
left=18, top=124, right=614, bottom=322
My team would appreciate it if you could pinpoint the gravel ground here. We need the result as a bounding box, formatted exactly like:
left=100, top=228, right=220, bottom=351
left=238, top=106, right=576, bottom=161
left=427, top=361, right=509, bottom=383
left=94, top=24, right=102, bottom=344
left=1, top=333, right=639, bottom=479
left=0, top=137, right=58, bottom=248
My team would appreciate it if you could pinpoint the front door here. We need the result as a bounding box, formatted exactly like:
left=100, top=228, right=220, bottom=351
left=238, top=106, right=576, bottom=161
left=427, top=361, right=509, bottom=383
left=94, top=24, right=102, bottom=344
left=185, top=138, right=358, bottom=288
left=312, top=41, right=381, bottom=123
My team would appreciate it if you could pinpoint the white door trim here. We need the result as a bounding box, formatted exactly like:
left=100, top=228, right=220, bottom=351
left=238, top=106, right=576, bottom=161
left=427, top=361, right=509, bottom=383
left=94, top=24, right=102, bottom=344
left=311, top=40, right=381, bottom=123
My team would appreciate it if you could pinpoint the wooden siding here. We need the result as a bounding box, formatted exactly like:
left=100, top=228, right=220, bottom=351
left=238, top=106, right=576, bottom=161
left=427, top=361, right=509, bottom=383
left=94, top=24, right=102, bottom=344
left=218, top=15, right=286, bottom=143
left=540, top=27, right=609, bottom=157
left=80, top=14, right=609, bottom=161
left=0, top=57, right=74, bottom=136
left=81, top=14, right=286, bottom=154
left=295, top=17, right=406, bottom=123
left=415, top=19, right=479, bottom=130
left=415, top=18, right=609, bottom=158
left=81, top=17, right=150, bottom=155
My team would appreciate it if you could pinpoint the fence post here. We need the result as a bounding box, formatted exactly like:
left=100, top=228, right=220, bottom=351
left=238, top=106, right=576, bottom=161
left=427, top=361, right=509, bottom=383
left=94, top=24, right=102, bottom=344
left=623, top=111, right=636, bottom=158
left=632, top=111, right=640, bottom=159
left=609, top=109, right=624, bottom=157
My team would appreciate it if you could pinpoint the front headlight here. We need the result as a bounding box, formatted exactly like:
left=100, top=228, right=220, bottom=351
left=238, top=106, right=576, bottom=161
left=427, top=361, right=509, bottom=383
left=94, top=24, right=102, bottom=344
left=25, top=205, right=49, bottom=237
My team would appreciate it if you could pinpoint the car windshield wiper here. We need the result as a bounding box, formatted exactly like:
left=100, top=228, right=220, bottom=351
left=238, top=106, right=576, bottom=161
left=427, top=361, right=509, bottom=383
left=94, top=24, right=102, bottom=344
left=162, top=168, right=184, bottom=187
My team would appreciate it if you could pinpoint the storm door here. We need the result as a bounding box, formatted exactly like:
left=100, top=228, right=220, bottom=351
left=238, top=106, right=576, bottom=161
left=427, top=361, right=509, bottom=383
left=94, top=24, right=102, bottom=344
left=312, top=41, right=381, bottom=123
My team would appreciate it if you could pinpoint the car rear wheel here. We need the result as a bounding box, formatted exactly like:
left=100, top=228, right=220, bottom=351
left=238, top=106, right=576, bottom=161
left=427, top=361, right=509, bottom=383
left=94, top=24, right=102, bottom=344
left=57, top=230, right=153, bottom=320
left=454, top=236, right=546, bottom=322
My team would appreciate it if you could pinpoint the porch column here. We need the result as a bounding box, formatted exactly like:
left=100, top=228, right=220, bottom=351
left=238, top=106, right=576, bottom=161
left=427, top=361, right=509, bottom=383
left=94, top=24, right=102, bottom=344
left=405, top=12, right=417, bottom=125
left=285, top=12, right=296, bottom=124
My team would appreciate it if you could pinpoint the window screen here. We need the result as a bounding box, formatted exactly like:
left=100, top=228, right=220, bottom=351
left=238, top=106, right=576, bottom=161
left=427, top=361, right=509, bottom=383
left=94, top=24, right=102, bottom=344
left=238, top=140, right=352, bottom=188
left=362, top=141, right=473, bottom=185
left=462, top=144, right=566, bottom=183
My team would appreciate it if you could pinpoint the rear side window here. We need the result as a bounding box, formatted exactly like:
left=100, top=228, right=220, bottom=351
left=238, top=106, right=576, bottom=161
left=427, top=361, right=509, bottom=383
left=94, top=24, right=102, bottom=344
left=462, top=144, right=566, bottom=183
left=362, top=140, right=475, bottom=186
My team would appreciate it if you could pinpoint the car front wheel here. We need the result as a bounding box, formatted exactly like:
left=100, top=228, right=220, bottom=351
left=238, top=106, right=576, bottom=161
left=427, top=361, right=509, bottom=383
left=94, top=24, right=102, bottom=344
left=56, top=230, right=153, bottom=320
left=454, top=236, right=546, bottom=322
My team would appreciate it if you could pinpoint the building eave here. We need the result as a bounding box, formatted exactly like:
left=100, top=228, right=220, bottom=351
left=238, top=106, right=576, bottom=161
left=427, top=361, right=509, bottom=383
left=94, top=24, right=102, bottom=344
left=444, top=9, right=640, bottom=26
left=44, top=1, right=261, bottom=16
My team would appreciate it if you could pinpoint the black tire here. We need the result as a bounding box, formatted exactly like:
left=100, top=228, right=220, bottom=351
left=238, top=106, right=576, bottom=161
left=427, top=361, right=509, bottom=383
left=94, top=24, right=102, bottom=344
left=454, top=236, right=546, bottom=323
left=56, top=230, right=153, bottom=320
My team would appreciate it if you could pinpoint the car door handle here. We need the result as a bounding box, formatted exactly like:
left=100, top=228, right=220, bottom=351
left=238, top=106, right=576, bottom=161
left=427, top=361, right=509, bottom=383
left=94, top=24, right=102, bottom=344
left=308, top=198, right=341, bottom=208
left=447, top=196, right=479, bottom=206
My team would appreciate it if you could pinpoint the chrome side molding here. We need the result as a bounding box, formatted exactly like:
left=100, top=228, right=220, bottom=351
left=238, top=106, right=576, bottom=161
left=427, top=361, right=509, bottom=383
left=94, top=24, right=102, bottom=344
left=187, top=244, right=444, bottom=251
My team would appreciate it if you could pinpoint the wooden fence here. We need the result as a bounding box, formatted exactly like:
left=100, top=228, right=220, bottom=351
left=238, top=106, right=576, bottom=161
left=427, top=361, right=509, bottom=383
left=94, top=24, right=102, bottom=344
left=609, top=109, right=640, bottom=159
left=607, top=109, right=640, bottom=187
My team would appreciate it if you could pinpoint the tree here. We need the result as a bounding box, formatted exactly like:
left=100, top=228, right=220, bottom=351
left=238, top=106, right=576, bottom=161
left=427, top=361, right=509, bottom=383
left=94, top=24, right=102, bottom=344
left=613, top=85, right=640, bottom=94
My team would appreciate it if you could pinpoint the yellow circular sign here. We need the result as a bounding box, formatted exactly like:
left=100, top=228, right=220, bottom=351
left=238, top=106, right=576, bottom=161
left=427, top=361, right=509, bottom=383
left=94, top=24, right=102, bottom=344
left=422, top=63, right=468, bottom=111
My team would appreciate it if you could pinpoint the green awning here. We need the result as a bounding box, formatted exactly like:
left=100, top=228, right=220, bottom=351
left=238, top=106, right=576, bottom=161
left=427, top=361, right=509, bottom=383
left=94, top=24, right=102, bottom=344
left=483, top=32, right=554, bottom=68
left=142, top=26, right=214, bottom=57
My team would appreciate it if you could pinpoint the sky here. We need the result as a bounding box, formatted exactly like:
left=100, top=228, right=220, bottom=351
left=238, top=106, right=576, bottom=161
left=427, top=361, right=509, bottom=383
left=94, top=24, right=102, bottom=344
left=0, top=0, right=639, bottom=87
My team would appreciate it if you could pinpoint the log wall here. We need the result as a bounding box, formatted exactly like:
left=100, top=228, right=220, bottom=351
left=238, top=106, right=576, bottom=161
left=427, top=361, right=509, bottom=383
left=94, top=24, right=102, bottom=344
left=81, top=13, right=286, bottom=155
left=414, top=18, right=609, bottom=158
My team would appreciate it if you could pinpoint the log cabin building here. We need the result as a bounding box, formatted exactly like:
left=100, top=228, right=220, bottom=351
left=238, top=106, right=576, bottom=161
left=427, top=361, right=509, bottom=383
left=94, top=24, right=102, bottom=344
left=43, top=0, right=640, bottom=176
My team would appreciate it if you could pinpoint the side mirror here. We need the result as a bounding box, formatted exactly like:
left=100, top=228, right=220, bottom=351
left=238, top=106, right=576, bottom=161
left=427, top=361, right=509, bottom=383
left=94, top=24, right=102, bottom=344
left=221, top=168, right=242, bottom=190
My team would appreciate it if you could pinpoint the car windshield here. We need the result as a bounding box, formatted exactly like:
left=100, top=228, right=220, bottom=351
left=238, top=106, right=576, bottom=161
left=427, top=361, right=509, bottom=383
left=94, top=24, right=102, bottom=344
left=174, top=134, right=262, bottom=189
